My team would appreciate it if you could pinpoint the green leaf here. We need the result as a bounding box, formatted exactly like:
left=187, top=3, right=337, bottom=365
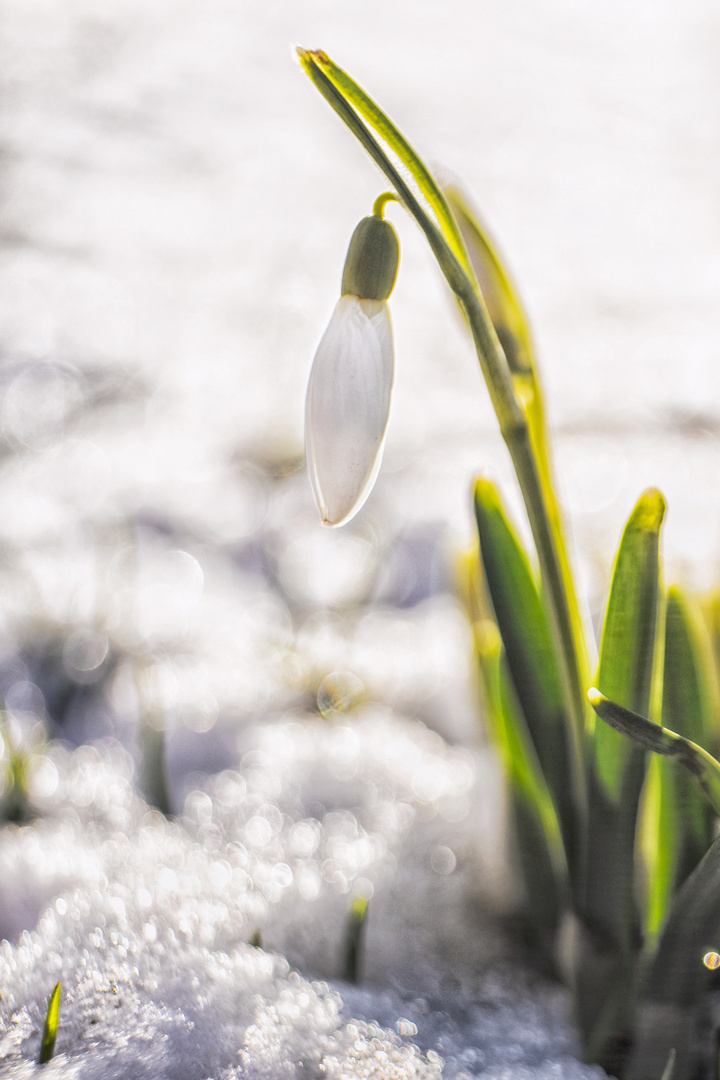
left=473, top=477, right=581, bottom=878
left=576, top=489, right=666, bottom=1071
left=591, top=488, right=666, bottom=800
left=642, top=587, right=718, bottom=939
left=663, top=588, right=717, bottom=750
left=639, top=755, right=679, bottom=945
left=472, top=618, right=566, bottom=955
left=588, top=689, right=720, bottom=816
left=444, top=186, right=536, bottom=376
left=38, top=981, right=61, bottom=1065
left=628, top=834, right=720, bottom=1080
left=453, top=196, right=592, bottom=723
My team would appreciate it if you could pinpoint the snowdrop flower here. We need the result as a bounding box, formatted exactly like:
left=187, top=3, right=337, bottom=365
left=305, top=200, right=400, bottom=527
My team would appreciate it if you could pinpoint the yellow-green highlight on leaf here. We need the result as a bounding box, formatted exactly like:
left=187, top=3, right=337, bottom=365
left=588, top=689, right=720, bottom=816
left=663, top=587, right=719, bottom=757
left=473, top=477, right=581, bottom=877
left=642, top=587, right=718, bottom=942
left=39, top=981, right=61, bottom=1065
left=639, top=755, right=678, bottom=947
left=450, top=192, right=592, bottom=707
left=444, top=185, right=535, bottom=377
left=592, top=488, right=666, bottom=802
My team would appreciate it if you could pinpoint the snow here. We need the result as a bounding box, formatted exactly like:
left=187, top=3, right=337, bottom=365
left=0, top=721, right=602, bottom=1080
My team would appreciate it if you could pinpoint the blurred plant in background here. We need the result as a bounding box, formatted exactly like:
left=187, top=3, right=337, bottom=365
left=0, top=345, right=470, bottom=829
left=299, top=48, right=720, bottom=1080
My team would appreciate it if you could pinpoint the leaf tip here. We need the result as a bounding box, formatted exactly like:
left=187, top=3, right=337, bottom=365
left=473, top=476, right=498, bottom=511
left=587, top=687, right=604, bottom=709
left=295, top=46, right=329, bottom=66
left=633, top=487, right=666, bottom=531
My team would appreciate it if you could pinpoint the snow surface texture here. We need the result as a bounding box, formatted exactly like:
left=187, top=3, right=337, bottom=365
left=0, top=715, right=603, bottom=1080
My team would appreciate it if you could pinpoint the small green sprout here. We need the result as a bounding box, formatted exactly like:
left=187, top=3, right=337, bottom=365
left=38, top=981, right=61, bottom=1065
left=342, top=896, right=369, bottom=984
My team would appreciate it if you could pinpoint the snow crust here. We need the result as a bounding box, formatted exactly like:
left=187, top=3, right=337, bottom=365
left=0, top=716, right=603, bottom=1080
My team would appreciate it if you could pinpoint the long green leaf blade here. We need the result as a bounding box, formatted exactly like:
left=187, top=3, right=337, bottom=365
left=39, top=981, right=61, bottom=1065
left=450, top=192, right=592, bottom=711
left=577, top=488, right=666, bottom=1073
left=592, top=488, right=666, bottom=799
left=444, top=186, right=536, bottom=376
left=473, top=477, right=581, bottom=877
left=642, top=587, right=718, bottom=941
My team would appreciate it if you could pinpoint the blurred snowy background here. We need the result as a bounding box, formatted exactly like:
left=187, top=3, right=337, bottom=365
left=0, top=0, right=719, bottom=1075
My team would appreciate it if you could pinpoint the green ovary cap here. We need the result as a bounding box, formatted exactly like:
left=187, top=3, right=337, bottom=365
left=341, top=215, right=400, bottom=301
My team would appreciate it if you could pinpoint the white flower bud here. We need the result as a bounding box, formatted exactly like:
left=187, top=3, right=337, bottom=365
left=305, top=294, right=394, bottom=526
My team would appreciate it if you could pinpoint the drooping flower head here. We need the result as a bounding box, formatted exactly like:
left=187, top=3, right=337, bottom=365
left=305, top=199, right=400, bottom=526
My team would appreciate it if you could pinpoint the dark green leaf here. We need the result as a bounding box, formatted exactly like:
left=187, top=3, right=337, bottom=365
left=628, top=835, right=720, bottom=1080
left=473, top=477, right=581, bottom=877
left=588, top=689, right=720, bottom=816
left=472, top=618, right=565, bottom=957
left=591, top=488, right=666, bottom=800
left=577, top=489, right=666, bottom=1070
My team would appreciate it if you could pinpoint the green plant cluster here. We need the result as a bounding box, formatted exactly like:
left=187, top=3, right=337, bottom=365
left=299, top=49, right=720, bottom=1080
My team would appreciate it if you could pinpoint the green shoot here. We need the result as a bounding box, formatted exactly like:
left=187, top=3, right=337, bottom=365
left=38, top=981, right=61, bottom=1065
left=342, top=896, right=369, bottom=983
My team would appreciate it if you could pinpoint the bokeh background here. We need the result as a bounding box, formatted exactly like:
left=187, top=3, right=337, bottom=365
left=1, top=0, right=720, bottom=799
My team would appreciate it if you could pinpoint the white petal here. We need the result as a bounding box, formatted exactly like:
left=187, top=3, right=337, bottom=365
left=305, top=295, right=394, bottom=526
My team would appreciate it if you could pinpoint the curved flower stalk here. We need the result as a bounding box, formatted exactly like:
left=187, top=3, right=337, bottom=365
left=305, top=197, right=399, bottom=526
